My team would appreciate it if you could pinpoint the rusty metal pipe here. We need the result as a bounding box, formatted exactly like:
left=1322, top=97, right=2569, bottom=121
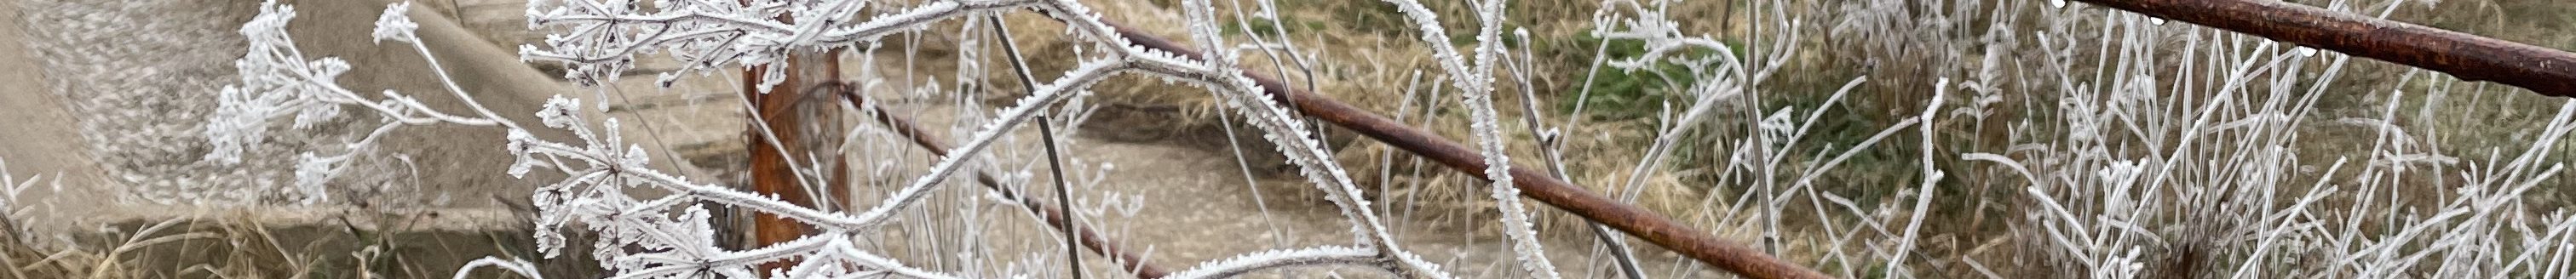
left=2074, top=0, right=2576, bottom=96
left=829, top=83, right=1174, bottom=278
left=1101, top=21, right=1831, bottom=279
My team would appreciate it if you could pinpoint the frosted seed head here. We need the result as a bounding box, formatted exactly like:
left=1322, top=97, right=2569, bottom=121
left=538, top=95, right=583, bottom=128
left=290, top=153, right=336, bottom=205
left=371, top=2, right=419, bottom=44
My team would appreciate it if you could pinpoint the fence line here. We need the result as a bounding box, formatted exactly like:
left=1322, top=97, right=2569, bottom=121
left=2077, top=0, right=2576, bottom=96
left=1097, top=20, right=1835, bottom=279
left=997, top=1, right=2576, bottom=277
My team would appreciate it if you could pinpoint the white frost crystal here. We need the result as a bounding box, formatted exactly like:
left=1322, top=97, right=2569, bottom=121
left=371, top=2, right=418, bottom=44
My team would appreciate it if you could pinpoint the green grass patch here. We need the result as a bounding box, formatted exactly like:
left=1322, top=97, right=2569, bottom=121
left=1555, top=31, right=1742, bottom=121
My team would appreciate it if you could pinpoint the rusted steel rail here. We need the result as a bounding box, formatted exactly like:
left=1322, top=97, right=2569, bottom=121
left=743, top=1, right=840, bottom=261
left=2073, top=0, right=2576, bottom=96
left=744, top=58, right=814, bottom=252
left=1098, top=22, right=1831, bottom=279
left=826, top=83, right=1174, bottom=278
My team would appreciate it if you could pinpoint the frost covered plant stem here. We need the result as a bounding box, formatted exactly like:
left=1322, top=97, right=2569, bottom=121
left=1035, top=116, right=1087, bottom=279
left=1883, top=78, right=1946, bottom=276
left=1369, top=0, right=1561, bottom=276
left=193, top=0, right=1508, bottom=276
left=204, top=1, right=526, bottom=204
left=0, top=157, right=55, bottom=247
left=205, top=2, right=963, bottom=277
left=198, top=0, right=2576, bottom=277
left=452, top=257, right=544, bottom=279
left=517, top=0, right=1471, bottom=274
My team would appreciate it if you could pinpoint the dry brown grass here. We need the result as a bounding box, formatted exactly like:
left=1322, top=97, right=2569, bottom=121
left=0, top=218, right=280, bottom=279
left=0, top=209, right=602, bottom=279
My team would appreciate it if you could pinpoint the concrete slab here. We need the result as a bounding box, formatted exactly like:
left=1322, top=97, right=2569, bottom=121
left=3, top=0, right=585, bottom=238
left=0, top=0, right=118, bottom=236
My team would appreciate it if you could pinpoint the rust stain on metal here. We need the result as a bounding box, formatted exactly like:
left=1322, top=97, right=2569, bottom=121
left=717, top=1, right=2576, bottom=278
left=1101, top=20, right=1832, bottom=279
left=2076, top=0, right=2576, bottom=96
left=830, top=84, right=1175, bottom=278
left=745, top=61, right=814, bottom=248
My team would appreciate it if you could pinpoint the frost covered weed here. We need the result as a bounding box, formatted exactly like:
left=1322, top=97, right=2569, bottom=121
left=16, top=0, right=314, bottom=206
left=0, top=159, right=79, bottom=278
left=0, top=177, right=330, bottom=279
left=178, top=0, right=2576, bottom=278
left=213, top=0, right=1518, bottom=276
left=0, top=157, right=49, bottom=248
left=1792, top=0, right=2576, bottom=277
left=1550, top=0, right=2576, bottom=277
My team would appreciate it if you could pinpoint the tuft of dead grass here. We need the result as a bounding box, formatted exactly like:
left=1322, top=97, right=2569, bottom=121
left=0, top=208, right=602, bottom=279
